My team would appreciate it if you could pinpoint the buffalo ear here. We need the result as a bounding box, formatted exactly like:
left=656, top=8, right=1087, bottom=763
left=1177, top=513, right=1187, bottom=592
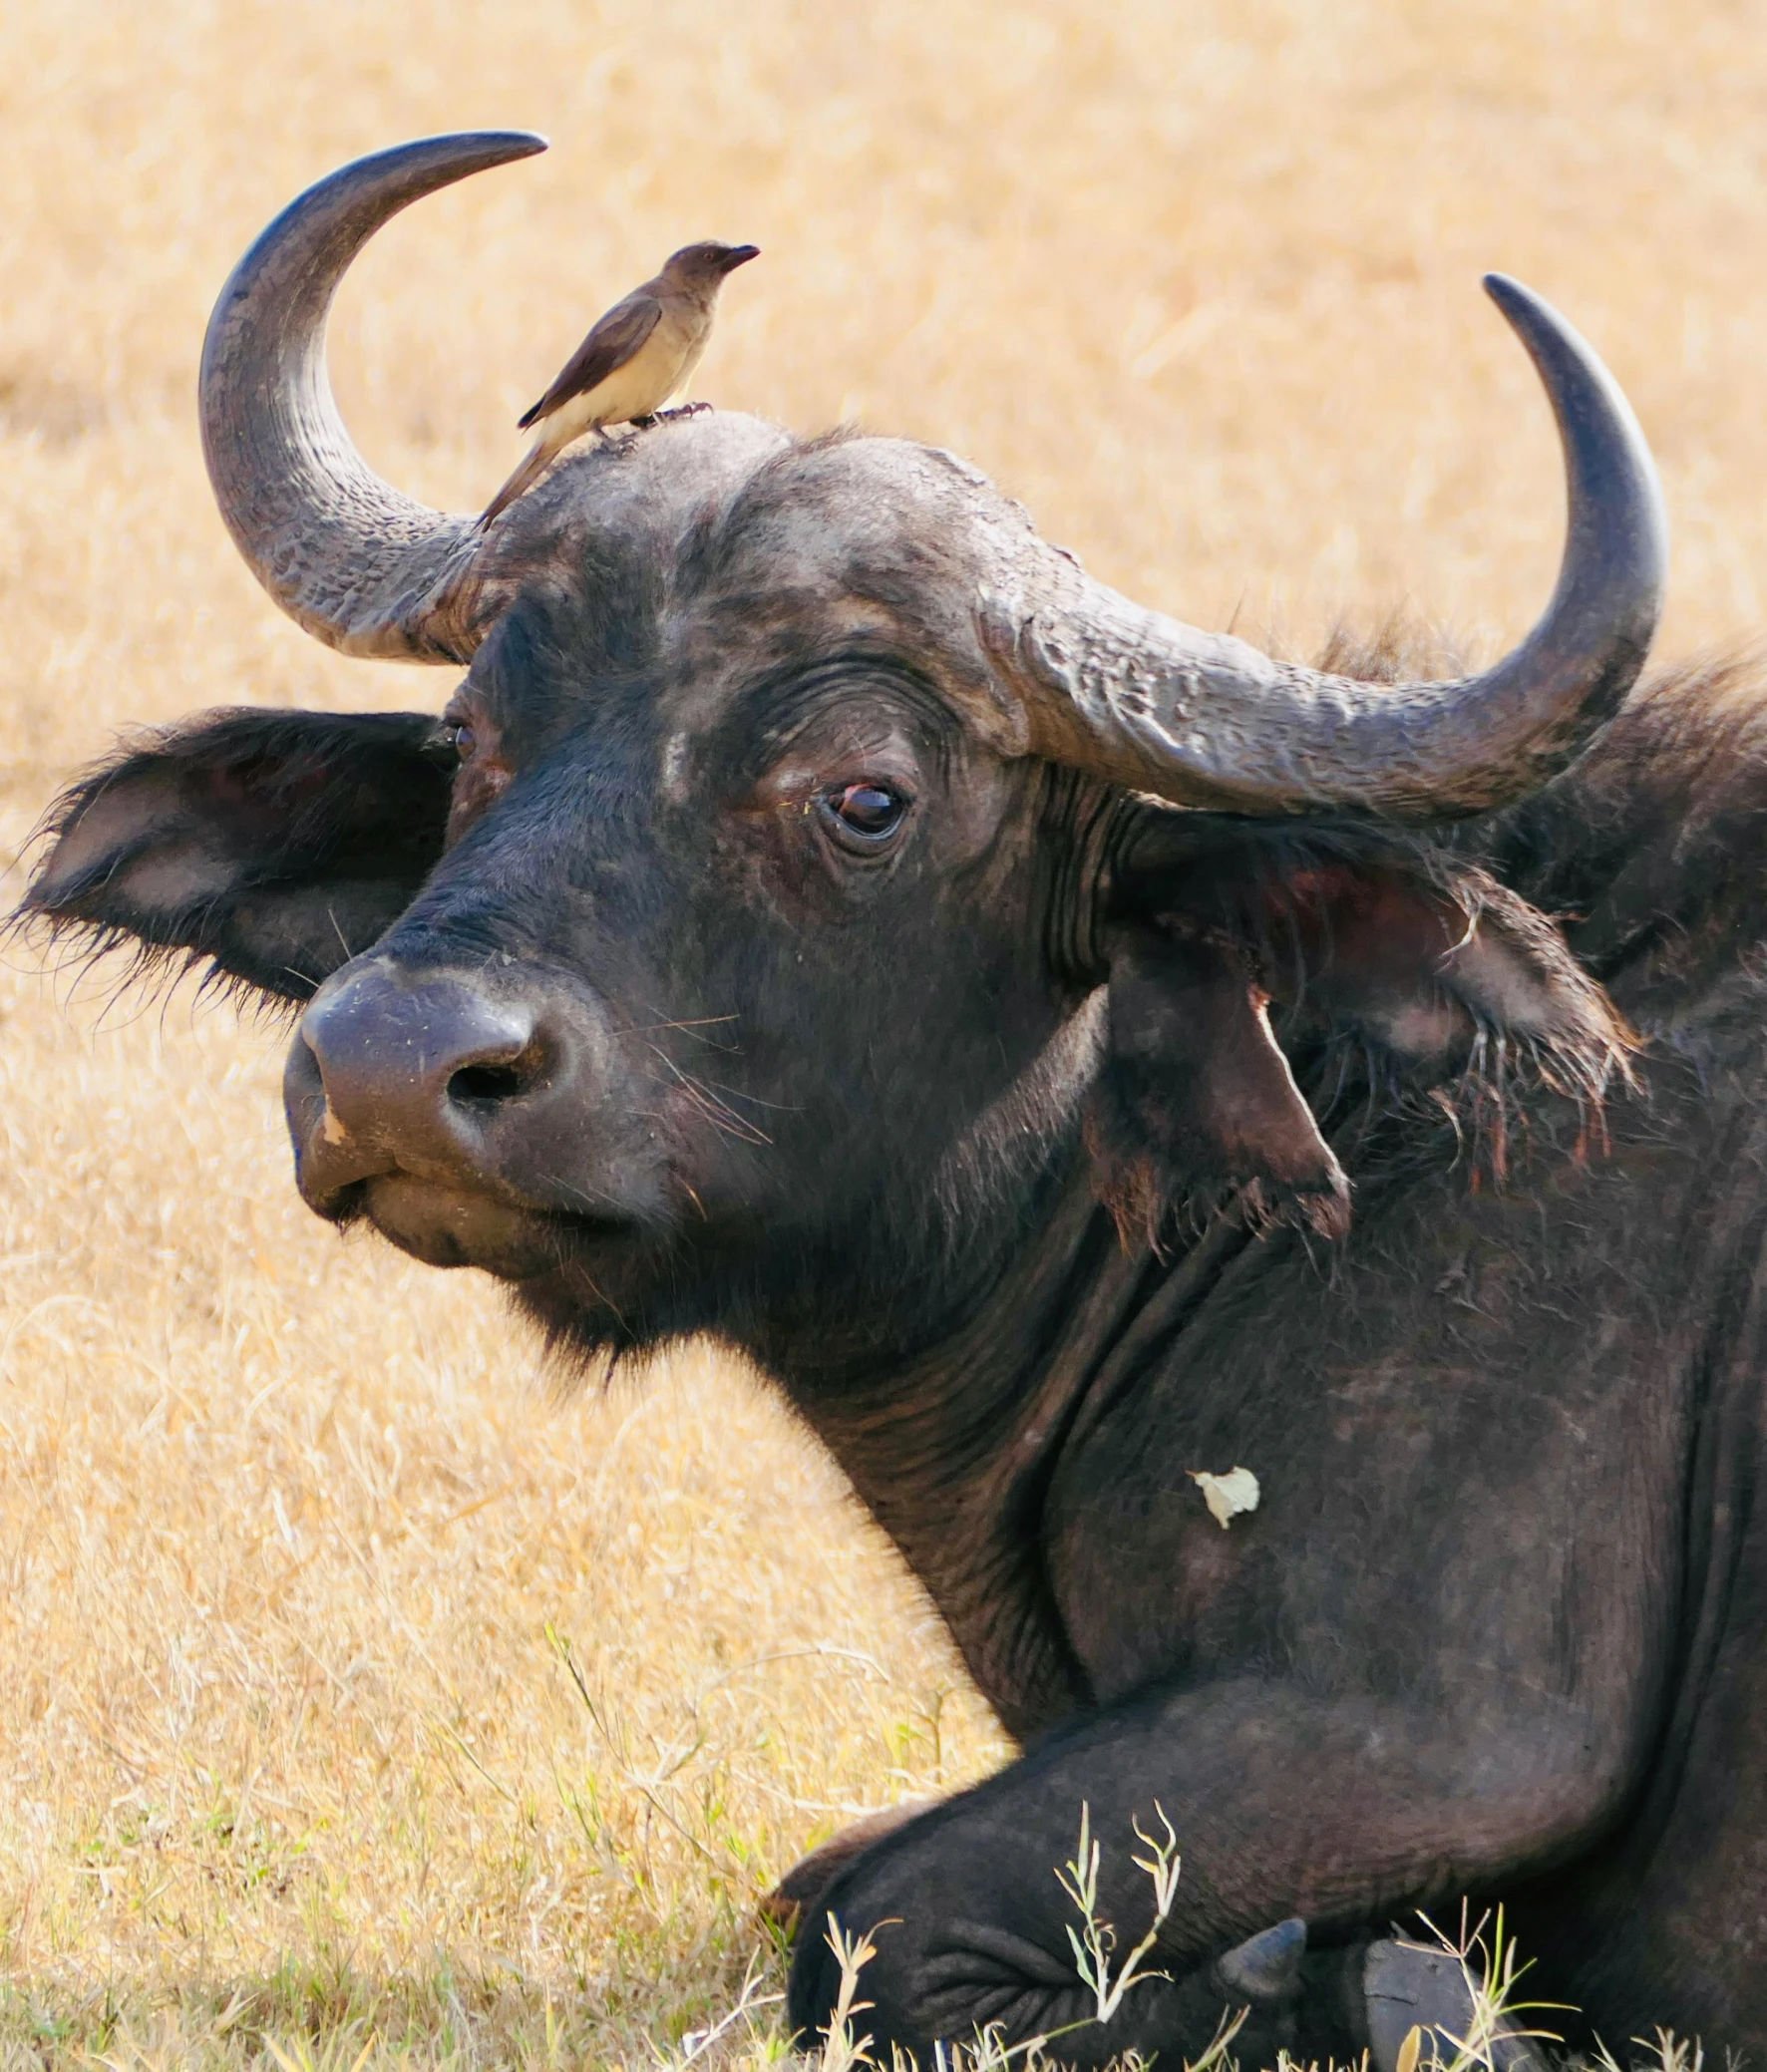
left=1088, top=919, right=1351, bottom=1247
left=21, top=708, right=454, bottom=1003
left=1246, top=853, right=1627, bottom=1076
left=1091, top=821, right=1632, bottom=1244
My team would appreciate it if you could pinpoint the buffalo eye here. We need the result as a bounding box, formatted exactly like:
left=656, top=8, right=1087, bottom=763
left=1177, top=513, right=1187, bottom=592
left=821, top=781, right=908, bottom=849
left=443, top=722, right=479, bottom=762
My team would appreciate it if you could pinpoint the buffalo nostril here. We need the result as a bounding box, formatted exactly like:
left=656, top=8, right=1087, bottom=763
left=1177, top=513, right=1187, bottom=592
left=448, top=1059, right=533, bottom=1106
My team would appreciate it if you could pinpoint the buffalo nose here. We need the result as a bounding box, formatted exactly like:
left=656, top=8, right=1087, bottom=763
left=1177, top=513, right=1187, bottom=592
left=288, top=959, right=544, bottom=1197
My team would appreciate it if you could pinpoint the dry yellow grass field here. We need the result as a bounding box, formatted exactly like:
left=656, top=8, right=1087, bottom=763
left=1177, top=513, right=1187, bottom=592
left=2, top=2, right=1765, bottom=2065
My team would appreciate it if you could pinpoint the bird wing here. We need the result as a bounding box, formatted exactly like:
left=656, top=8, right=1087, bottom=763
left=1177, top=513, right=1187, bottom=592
left=517, top=293, right=665, bottom=430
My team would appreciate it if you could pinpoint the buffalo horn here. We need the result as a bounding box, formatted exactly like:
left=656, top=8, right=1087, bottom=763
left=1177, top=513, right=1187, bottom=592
left=1004, top=276, right=1667, bottom=819
left=198, top=131, right=547, bottom=664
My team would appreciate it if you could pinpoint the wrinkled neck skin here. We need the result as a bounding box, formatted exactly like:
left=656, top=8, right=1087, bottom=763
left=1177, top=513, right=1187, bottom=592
left=732, top=1065, right=1270, bottom=1746
left=752, top=1138, right=1170, bottom=1743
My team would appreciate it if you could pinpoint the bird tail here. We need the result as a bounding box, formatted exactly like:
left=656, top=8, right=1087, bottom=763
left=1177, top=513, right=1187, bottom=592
left=478, top=438, right=555, bottom=530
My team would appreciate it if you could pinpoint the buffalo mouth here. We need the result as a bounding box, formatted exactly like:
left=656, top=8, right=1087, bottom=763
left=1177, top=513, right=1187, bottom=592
left=332, top=1173, right=626, bottom=1280
left=283, top=956, right=650, bottom=1280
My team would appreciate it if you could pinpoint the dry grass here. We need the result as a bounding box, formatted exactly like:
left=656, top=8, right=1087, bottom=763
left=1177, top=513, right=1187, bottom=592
left=1, top=1, right=1764, bottom=2063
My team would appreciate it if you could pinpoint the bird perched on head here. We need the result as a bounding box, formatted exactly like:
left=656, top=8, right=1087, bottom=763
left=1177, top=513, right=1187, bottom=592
left=479, top=238, right=760, bottom=528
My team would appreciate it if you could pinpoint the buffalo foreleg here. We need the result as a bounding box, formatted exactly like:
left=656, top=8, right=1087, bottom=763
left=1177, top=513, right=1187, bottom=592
left=786, top=1674, right=1628, bottom=2066
left=762, top=1799, right=932, bottom=1934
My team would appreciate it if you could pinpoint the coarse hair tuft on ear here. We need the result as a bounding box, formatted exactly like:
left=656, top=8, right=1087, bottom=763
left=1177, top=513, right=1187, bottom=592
left=1090, top=816, right=1634, bottom=1246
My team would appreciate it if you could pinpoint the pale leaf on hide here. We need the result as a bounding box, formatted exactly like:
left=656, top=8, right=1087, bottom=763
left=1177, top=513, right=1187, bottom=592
left=1188, top=1465, right=1260, bottom=1529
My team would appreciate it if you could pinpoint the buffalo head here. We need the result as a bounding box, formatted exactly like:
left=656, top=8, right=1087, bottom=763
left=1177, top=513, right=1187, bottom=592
left=25, top=133, right=1657, bottom=1368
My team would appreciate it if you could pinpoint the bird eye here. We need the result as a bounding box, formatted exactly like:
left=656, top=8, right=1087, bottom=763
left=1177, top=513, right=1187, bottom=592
left=822, top=781, right=908, bottom=847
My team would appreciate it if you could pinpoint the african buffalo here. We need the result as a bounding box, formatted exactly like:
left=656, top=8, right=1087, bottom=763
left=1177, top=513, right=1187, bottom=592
left=25, top=133, right=1766, bottom=2061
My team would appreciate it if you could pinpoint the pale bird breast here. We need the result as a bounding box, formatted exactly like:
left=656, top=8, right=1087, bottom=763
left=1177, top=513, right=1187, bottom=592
left=566, top=321, right=699, bottom=432
left=668, top=316, right=712, bottom=396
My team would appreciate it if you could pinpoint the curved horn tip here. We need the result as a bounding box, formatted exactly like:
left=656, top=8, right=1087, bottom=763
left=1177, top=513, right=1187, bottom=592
left=335, top=128, right=549, bottom=174
left=397, top=127, right=546, bottom=165
left=1480, top=267, right=1630, bottom=356
left=1477, top=268, right=1664, bottom=501
left=1478, top=264, right=1668, bottom=632
left=240, top=133, right=552, bottom=237
left=1480, top=269, right=1546, bottom=321
left=1480, top=269, right=1591, bottom=346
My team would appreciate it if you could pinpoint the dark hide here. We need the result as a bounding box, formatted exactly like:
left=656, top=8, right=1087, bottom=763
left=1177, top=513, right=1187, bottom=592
left=21, top=422, right=1767, bottom=2062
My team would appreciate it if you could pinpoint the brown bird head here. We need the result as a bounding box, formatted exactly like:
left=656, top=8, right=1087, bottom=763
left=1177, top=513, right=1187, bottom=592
left=662, top=239, right=761, bottom=287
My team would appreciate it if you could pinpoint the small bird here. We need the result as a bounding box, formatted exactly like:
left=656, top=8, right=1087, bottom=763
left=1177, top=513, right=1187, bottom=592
left=479, top=239, right=760, bottom=527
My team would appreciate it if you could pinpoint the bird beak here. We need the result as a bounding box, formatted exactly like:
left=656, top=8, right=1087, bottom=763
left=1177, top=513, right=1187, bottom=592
left=719, top=244, right=761, bottom=273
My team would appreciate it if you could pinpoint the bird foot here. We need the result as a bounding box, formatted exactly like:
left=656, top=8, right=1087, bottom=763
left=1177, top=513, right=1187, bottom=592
left=654, top=400, right=715, bottom=420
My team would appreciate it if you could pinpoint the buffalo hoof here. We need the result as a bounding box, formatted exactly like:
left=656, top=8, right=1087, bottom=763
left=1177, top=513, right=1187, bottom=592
left=1364, top=1939, right=1543, bottom=2072
left=1214, top=1916, right=1308, bottom=2062
left=1216, top=1915, right=1307, bottom=2005
left=760, top=1799, right=932, bottom=1937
